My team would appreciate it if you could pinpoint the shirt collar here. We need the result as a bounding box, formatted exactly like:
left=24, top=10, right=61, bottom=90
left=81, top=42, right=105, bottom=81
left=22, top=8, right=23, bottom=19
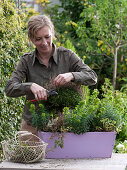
left=52, top=43, right=58, bottom=64
left=32, top=49, right=37, bottom=66
left=32, top=43, right=58, bottom=66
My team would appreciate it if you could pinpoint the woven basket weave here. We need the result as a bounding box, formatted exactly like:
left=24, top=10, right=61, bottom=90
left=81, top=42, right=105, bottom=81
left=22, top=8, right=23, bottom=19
left=2, top=131, right=48, bottom=163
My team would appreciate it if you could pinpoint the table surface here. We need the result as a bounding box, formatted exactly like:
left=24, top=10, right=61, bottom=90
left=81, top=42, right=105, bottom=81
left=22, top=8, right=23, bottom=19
left=0, top=153, right=127, bottom=170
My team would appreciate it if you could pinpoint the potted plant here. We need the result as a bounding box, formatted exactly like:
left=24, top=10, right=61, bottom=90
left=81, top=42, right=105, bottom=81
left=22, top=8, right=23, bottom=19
left=27, top=81, right=121, bottom=158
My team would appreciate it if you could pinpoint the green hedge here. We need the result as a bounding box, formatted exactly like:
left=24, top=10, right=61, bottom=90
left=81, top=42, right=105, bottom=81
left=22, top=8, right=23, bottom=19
left=0, top=0, right=29, bottom=160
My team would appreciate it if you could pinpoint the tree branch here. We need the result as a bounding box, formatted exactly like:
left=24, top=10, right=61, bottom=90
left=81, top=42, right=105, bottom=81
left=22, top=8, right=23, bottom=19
left=90, top=52, right=113, bottom=60
left=119, top=41, right=127, bottom=47
left=100, top=33, right=113, bottom=49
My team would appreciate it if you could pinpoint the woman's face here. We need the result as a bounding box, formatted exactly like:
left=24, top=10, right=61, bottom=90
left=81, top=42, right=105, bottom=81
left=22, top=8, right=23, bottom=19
left=32, top=26, right=53, bottom=55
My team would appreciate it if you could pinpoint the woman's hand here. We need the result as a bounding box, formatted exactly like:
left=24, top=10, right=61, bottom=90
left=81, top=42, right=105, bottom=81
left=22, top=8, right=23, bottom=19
left=54, top=73, right=74, bottom=87
left=30, top=83, right=47, bottom=101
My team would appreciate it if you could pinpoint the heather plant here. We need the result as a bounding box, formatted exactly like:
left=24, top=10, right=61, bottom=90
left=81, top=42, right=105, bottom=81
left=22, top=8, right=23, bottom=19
left=44, top=86, right=82, bottom=112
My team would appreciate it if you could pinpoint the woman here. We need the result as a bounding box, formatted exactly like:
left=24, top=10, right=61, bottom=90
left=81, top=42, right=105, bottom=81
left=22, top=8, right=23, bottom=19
left=5, top=15, right=97, bottom=138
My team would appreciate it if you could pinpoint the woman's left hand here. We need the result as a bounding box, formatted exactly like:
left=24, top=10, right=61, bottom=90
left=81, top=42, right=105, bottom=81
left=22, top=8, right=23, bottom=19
left=54, top=73, right=74, bottom=87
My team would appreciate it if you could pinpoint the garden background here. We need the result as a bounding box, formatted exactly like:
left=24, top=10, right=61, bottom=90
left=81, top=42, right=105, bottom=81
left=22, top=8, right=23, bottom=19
left=0, top=0, right=127, bottom=160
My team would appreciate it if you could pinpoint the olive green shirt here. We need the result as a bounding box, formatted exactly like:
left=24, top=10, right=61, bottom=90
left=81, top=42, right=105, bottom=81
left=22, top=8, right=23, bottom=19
left=5, top=45, right=97, bottom=124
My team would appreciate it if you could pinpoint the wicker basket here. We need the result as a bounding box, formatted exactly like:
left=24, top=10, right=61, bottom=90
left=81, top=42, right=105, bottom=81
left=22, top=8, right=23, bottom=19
left=2, top=131, right=48, bottom=163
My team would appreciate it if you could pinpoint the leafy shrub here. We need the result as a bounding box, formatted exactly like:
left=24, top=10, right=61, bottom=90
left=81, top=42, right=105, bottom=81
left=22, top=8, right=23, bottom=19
left=28, top=102, right=50, bottom=131
left=28, top=80, right=123, bottom=135
left=26, top=79, right=126, bottom=149
left=64, top=88, right=121, bottom=134
left=101, top=79, right=127, bottom=141
left=117, top=140, right=127, bottom=153
left=27, top=85, right=83, bottom=132
left=0, top=0, right=28, bottom=159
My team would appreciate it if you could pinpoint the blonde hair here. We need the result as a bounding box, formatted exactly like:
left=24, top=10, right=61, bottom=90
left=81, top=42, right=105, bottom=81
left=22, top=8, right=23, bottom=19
left=27, top=15, right=54, bottom=40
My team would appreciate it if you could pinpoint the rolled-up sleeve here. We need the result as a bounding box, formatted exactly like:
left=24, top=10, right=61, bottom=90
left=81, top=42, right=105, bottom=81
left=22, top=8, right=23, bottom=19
left=69, top=52, right=97, bottom=86
left=5, top=81, right=32, bottom=97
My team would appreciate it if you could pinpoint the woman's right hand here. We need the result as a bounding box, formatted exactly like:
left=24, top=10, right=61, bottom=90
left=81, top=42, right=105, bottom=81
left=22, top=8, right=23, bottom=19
left=30, top=83, right=47, bottom=101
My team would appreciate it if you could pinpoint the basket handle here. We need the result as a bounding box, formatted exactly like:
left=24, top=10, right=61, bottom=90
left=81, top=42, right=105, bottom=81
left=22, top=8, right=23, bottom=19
left=16, top=131, right=32, bottom=136
left=15, top=131, right=46, bottom=144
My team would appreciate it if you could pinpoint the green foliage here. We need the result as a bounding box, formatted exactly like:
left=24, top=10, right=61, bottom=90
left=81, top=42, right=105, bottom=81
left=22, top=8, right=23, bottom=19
left=45, top=0, right=127, bottom=90
left=120, top=77, right=127, bottom=93
left=26, top=100, right=50, bottom=131
left=29, top=79, right=126, bottom=135
left=1, top=0, right=127, bottom=155
left=115, top=140, right=127, bottom=153
left=77, top=0, right=127, bottom=89
left=0, top=0, right=29, bottom=159
left=101, top=79, right=127, bottom=120
left=64, top=39, right=78, bottom=55
left=26, top=79, right=127, bottom=149
left=0, top=1, right=27, bottom=80
left=64, top=104, right=91, bottom=134
left=54, top=133, right=64, bottom=148
left=45, top=0, right=83, bottom=56
left=58, top=0, right=86, bottom=22
left=45, top=86, right=82, bottom=112
left=64, top=86, right=121, bottom=134
left=33, top=108, right=50, bottom=131
left=78, top=0, right=127, bottom=44
left=101, top=79, right=127, bottom=141
left=27, top=86, right=82, bottom=132
left=98, top=103, right=120, bottom=131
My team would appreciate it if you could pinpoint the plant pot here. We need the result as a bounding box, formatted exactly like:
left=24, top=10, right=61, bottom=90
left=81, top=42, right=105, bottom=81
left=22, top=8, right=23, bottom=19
left=38, top=131, right=116, bottom=159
